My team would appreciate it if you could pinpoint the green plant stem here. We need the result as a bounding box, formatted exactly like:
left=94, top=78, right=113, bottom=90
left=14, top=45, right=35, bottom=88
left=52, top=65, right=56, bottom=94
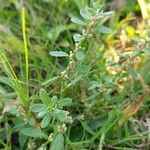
left=22, top=6, right=29, bottom=98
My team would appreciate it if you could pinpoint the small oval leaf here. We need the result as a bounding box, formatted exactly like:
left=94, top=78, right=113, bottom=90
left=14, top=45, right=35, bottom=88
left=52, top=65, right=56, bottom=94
left=80, top=9, right=92, bottom=19
left=58, top=98, right=72, bottom=107
left=21, top=127, right=47, bottom=138
left=37, top=110, right=47, bottom=118
left=54, top=110, right=67, bottom=122
left=30, top=104, right=46, bottom=113
left=41, top=114, right=52, bottom=128
left=39, top=88, right=50, bottom=106
left=42, top=76, right=59, bottom=86
left=50, top=51, right=69, bottom=57
left=75, top=51, right=85, bottom=61
left=102, top=11, right=114, bottom=16
left=50, top=133, right=64, bottom=150
left=71, top=17, right=87, bottom=26
left=73, top=34, right=84, bottom=42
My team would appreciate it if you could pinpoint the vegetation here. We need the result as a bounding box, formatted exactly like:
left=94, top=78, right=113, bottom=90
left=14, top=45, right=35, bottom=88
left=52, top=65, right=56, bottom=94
left=0, top=0, right=150, bottom=149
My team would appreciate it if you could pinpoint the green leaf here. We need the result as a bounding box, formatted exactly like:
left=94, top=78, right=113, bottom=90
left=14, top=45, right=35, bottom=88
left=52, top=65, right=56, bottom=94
left=50, top=96, right=58, bottom=109
left=80, top=9, right=92, bottom=19
left=50, top=133, right=64, bottom=150
left=95, top=14, right=104, bottom=19
left=5, top=107, right=20, bottom=116
left=19, top=132, right=27, bottom=149
left=81, top=121, right=95, bottom=135
left=54, top=110, right=67, bottom=122
left=92, top=2, right=99, bottom=10
left=39, top=88, right=50, bottom=106
left=13, top=123, right=25, bottom=133
left=27, top=117, right=35, bottom=126
left=76, top=65, right=90, bottom=74
left=53, top=109, right=71, bottom=122
left=71, top=17, right=86, bottom=26
left=73, top=33, right=84, bottom=42
left=41, top=113, right=52, bottom=128
left=50, top=51, right=69, bottom=57
left=67, top=75, right=82, bottom=87
left=75, top=51, right=85, bottom=61
left=38, top=110, right=47, bottom=118
left=30, top=104, right=46, bottom=113
left=21, top=127, right=47, bottom=138
left=88, top=114, right=107, bottom=130
left=58, top=98, right=72, bottom=107
left=102, top=11, right=114, bottom=16
left=42, top=76, right=59, bottom=86
left=97, top=25, right=112, bottom=34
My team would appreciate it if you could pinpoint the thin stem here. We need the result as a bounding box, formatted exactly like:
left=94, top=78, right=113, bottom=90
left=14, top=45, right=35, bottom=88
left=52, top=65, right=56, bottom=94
left=22, top=6, right=29, bottom=98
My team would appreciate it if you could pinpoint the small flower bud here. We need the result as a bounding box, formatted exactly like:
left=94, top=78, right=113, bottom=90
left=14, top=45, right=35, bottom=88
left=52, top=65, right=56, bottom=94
left=67, top=60, right=75, bottom=70
left=48, top=133, right=53, bottom=142
left=57, top=123, right=67, bottom=133
left=61, top=70, right=67, bottom=77
left=82, top=29, right=87, bottom=36
left=89, top=20, right=95, bottom=27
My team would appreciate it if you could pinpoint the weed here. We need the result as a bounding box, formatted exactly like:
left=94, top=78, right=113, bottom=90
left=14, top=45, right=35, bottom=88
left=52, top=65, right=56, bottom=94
left=0, top=0, right=150, bottom=149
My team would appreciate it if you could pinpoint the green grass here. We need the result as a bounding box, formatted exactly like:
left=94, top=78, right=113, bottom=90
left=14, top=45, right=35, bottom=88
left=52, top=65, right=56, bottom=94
left=0, top=0, right=150, bottom=150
